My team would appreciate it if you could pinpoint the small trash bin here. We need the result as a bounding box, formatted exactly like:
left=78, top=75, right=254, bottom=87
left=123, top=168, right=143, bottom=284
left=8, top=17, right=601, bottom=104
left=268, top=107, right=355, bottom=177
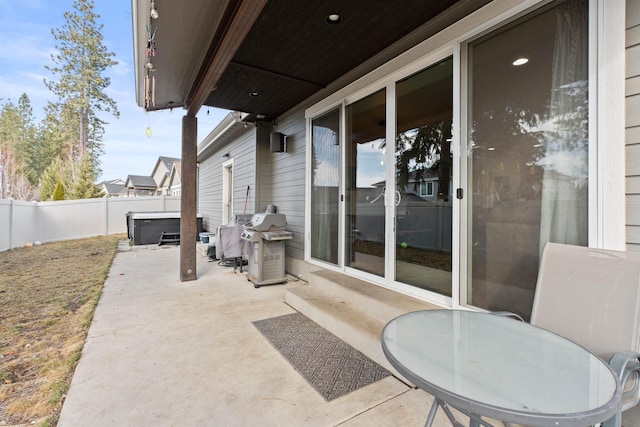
left=199, top=232, right=215, bottom=244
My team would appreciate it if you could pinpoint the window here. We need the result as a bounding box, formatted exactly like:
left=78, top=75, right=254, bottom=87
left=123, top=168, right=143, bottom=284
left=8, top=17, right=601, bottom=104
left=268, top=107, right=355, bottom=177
left=420, top=181, right=434, bottom=197
left=465, top=0, right=589, bottom=319
left=310, top=109, right=340, bottom=265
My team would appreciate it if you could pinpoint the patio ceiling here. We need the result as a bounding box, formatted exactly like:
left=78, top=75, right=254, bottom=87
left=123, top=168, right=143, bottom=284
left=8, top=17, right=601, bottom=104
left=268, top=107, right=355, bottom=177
left=132, top=0, right=492, bottom=121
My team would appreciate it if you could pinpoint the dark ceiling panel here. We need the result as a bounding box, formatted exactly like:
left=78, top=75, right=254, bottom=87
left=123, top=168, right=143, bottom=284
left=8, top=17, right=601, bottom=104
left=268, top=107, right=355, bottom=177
left=204, top=0, right=484, bottom=120
left=204, top=62, right=321, bottom=118
left=234, top=0, right=459, bottom=86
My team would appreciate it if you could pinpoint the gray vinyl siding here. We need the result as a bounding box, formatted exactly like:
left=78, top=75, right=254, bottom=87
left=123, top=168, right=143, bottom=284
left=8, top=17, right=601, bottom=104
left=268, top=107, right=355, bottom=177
left=198, top=128, right=257, bottom=231
left=627, top=0, right=640, bottom=251
left=256, top=109, right=307, bottom=260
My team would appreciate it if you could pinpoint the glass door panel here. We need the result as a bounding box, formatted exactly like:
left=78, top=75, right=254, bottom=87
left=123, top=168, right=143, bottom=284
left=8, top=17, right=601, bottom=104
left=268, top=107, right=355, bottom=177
left=466, top=0, right=588, bottom=319
left=345, top=89, right=386, bottom=277
left=395, top=58, right=453, bottom=296
left=310, top=109, right=340, bottom=265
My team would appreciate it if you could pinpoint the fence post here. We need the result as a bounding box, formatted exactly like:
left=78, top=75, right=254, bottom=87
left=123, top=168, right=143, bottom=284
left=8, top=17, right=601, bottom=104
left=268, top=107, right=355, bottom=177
left=8, top=198, right=13, bottom=249
left=33, top=201, right=38, bottom=244
left=104, top=195, right=109, bottom=236
left=437, top=204, right=442, bottom=251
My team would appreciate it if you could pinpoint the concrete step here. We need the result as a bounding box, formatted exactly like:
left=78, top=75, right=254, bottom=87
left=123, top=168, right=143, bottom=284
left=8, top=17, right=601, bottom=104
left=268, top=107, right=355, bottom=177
left=307, top=269, right=438, bottom=324
left=284, top=269, right=440, bottom=381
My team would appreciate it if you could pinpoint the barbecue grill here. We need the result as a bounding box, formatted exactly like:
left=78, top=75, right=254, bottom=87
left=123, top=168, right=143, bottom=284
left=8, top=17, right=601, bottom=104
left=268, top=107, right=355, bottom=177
left=240, top=212, right=293, bottom=287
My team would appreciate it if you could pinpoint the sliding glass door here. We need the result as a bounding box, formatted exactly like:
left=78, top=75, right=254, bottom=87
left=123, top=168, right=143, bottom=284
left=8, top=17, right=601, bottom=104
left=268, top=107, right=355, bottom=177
left=345, top=89, right=387, bottom=277
left=465, top=0, right=588, bottom=319
left=310, top=109, right=340, bottom=265
left=306, top=0, right=592, bottom=317
left=395, top=57, right=453, bottom=296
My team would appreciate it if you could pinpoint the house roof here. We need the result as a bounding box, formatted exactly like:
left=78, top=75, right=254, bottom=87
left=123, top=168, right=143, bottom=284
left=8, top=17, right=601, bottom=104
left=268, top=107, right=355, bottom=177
left=132, top=0, right=491, bottom=121
left=101, top=181, right=126, bottom=195
left=159, top=156, right=180, bottom=171
left=197, top=111, right=248, bottom=161
left=126, top=175, right=158, bottom=189
left=151, top=156, right=180, bottom=176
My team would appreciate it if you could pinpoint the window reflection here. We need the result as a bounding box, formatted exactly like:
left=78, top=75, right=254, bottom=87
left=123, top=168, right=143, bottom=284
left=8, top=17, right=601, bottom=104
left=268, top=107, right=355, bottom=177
left=395, top=57, right=453, bottom=295
left=346, top=90, right=387, bottom=277
left=311, top=109, right=340, bottom=265
left=467, top=0, right=588, bottom=319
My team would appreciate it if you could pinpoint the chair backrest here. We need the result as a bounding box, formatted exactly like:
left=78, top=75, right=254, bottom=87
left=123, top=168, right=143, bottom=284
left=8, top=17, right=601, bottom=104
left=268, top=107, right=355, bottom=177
left=531, top=242, right=640, bottom=361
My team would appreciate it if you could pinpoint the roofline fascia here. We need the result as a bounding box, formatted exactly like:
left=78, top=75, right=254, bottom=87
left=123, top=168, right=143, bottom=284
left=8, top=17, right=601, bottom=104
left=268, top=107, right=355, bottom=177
left=197, top=111, right=249, bottom=159
left=132, top=0, right=143, bottom=108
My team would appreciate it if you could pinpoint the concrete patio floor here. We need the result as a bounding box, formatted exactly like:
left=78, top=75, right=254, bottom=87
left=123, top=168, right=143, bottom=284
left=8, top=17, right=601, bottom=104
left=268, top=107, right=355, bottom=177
left=56, top=243, right=451, bottom=427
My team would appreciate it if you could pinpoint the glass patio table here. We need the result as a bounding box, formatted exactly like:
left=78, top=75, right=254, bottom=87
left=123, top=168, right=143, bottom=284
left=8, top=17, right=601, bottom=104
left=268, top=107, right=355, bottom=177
left=381, top=310, right=622, bottom=427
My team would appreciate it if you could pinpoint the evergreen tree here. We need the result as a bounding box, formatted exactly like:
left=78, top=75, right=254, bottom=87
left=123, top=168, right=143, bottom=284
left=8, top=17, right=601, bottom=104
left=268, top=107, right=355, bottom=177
left=40, top=158, right=70, bottom=201
left=44, top=0, right=119, bottom=196
left=52, top=181, right=66, bottom=201
left=70, top=153, right=104, bottom=199
left=0, top=97, right=37, bottom=199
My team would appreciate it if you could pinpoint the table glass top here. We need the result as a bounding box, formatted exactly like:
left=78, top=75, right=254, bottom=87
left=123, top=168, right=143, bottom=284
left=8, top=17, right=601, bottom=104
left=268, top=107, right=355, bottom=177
left=382, top=310, right=618, bottom=417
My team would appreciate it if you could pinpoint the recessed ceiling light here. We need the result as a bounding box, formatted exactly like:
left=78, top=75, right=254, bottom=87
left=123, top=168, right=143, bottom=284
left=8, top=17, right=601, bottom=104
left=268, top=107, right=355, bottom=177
left=250, top=92, right=260, bottom=97
left=326, top=14, right=342, bottom=24
left=487, top=147, right=496, bottom=151
left=512, top=57, right=529, bottom=66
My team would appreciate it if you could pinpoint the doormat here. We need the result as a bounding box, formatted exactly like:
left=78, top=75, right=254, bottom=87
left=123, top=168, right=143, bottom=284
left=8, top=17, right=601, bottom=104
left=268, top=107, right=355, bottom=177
left=253, top=312, right=391, bottom=401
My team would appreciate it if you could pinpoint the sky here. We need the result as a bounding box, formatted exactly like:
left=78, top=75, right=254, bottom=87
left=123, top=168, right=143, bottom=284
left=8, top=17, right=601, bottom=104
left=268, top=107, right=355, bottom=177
left=0, top=0, right=230, bottom=182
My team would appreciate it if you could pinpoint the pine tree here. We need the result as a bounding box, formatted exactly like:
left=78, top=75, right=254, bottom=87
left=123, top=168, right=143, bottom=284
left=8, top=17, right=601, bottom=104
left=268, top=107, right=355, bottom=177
left=44, top=0, right=119, bottom=197
left=39, top=158, right=70, bottom=201
left=0, top=97, right=37, bottom=199
left=70, top=153, right=104, bottom=199
left=52, top=181, right=66, bottom=201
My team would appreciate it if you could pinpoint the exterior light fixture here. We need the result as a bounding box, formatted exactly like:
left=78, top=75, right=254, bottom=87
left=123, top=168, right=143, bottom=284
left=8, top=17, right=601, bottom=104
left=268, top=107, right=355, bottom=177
left=150, top=0, right=159, bottom=19
left=326, top=14, right=342, bottom=24
left=250, top=91, right=260, bottom=97
left=512, top=57, right=529, bottom=66
left=270, top=132, right=287, bottom=153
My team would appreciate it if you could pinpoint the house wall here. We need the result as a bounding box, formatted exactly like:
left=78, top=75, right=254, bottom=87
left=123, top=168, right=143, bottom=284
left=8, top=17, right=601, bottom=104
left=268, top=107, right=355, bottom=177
left=198, top=127, right=257, bottom=231
left=152, top=164, right=169, bottom=195
left=257, top=111, right=307, bottom=262
left=627, top=0, right=640, bottom=252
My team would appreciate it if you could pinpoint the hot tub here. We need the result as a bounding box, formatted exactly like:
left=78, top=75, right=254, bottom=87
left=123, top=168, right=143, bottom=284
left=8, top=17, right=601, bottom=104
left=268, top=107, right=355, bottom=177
left=126, top=211, right=203, bottom=245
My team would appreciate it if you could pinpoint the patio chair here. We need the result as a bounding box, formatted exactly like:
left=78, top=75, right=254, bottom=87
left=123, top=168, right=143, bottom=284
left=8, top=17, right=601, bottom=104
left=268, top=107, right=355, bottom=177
left=530, top=242, right=640, bottom=412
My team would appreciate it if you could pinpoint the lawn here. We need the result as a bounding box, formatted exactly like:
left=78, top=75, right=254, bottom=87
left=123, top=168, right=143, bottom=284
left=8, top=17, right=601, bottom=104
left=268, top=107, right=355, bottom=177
left=0, top=235, right=121, bottom=426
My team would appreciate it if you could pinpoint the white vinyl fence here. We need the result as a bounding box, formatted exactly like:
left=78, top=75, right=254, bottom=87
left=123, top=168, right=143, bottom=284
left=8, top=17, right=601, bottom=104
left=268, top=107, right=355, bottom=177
left=0, top=196, right=181, bottom=252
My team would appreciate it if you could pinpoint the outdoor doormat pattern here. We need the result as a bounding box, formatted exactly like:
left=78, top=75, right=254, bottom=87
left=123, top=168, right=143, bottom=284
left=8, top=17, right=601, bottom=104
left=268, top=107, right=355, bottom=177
left=253, top=312, right=391, bottom=401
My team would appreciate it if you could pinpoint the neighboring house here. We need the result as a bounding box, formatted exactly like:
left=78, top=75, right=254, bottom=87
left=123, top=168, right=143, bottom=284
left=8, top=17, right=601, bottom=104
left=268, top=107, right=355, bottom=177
left=167, top=160, right=181, bottom=197
left=132, top=1, right=634, bottom=320
left=151, top=156, right=180, bottom=195
left=124, top=175, right=157, bottom=197
left=372, top=170, right=449, bottom=203
left=99, top=179, right=126, bottom=197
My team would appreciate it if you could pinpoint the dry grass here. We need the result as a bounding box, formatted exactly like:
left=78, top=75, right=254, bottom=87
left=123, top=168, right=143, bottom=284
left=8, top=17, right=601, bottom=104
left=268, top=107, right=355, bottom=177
left=0, top=235, right=122, bottom=427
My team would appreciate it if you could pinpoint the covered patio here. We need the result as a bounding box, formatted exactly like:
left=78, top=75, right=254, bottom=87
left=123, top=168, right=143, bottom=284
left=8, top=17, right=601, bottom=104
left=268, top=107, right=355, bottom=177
left=131, top=0, right=492, bottom=282
left=56, top=243, right=456, bottom=426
